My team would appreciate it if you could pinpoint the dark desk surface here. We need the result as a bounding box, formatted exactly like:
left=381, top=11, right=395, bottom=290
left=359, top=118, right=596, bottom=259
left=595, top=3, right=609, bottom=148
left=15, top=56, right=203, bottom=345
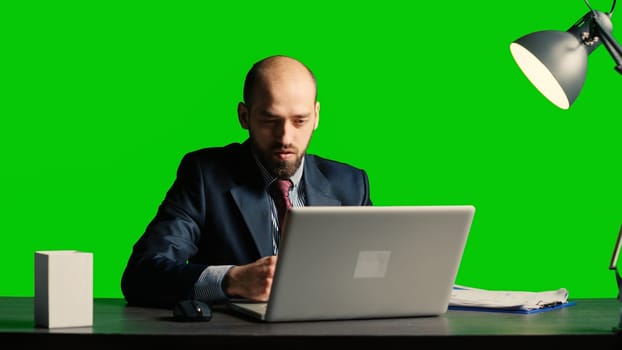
left=1, top=297, right=621, bottom=348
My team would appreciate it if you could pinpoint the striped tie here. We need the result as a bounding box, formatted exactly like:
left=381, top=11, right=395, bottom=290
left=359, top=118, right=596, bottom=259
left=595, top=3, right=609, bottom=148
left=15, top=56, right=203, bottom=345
left=270, top=179, right=293, bottom=233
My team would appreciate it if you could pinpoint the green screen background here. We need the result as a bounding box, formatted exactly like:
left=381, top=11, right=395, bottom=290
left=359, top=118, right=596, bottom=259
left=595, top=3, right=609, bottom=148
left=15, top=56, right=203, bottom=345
left=2, top=1, right=621, bottom=299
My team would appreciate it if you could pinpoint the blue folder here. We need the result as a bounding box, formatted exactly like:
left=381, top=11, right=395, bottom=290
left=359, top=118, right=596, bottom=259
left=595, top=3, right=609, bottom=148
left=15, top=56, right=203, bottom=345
left=448, top=301, right=577, bottom=314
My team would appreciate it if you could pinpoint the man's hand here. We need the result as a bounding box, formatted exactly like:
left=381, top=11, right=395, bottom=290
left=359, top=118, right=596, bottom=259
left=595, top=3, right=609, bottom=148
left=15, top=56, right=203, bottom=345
left=223, top=256, right=277, bottom=301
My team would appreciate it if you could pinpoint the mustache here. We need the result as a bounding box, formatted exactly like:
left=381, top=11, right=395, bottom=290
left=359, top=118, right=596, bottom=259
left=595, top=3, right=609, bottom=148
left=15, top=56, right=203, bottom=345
left=272, top=143, right=296, bottom=152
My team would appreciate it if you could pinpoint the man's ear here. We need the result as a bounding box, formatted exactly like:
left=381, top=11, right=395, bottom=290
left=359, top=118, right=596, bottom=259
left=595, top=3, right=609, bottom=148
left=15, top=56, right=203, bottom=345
left=313, top=101, right=320, bottom=130
left=238, top=102, right=249, bottom=129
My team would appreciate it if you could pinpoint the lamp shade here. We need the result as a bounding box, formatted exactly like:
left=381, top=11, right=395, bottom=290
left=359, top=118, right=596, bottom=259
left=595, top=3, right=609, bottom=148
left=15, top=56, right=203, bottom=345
left=510, top=30, right=589, bottom=109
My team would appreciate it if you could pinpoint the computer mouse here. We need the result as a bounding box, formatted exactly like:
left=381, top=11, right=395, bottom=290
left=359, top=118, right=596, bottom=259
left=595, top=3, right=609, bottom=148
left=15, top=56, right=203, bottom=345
left=172, top=299, right=212, bottom=322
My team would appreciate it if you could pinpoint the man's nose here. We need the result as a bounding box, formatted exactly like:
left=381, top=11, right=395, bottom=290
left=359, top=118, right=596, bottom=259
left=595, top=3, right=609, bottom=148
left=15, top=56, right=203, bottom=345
left=275, top=120, right=294, bottom=144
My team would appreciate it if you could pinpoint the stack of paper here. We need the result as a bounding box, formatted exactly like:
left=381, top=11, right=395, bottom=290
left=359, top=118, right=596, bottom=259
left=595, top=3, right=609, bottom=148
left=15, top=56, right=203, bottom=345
left=449, top=285, right=571, bottom=313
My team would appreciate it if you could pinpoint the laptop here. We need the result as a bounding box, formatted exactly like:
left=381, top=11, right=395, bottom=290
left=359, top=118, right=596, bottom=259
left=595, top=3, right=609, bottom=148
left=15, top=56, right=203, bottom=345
left=226, top=205, right=475, bottom=322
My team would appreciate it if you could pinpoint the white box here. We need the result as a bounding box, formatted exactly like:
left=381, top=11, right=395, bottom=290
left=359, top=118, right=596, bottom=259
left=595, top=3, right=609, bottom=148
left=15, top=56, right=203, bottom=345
left=34, top=250, right=93, bottom=328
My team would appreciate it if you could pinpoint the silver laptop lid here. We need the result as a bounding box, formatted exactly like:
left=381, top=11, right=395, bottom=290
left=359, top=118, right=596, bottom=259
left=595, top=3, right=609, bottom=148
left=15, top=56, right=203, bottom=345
left=263, top=205, right=475, bottom=322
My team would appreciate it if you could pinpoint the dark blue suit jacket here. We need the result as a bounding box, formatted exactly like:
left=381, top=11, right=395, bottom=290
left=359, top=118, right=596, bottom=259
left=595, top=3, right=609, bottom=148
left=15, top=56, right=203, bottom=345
left=121, top=140, right=372, bottom=307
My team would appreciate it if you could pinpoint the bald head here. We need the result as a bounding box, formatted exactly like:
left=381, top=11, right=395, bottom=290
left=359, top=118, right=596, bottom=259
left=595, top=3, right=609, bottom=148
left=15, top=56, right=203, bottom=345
left=243, top=55, right=317, bottom=107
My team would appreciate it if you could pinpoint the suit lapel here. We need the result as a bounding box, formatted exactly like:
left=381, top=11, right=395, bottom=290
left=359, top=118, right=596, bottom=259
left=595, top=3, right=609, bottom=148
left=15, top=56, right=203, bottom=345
left=302, top=156, right=341, bottom=206
left=228, top=141, right=274, bottom=256
left=231, top=186, right=274, bottom=257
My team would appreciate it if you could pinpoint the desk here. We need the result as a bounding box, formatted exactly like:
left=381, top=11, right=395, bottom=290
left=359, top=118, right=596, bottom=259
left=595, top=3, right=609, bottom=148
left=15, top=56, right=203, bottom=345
left=0, top=297, right=620, bottom=348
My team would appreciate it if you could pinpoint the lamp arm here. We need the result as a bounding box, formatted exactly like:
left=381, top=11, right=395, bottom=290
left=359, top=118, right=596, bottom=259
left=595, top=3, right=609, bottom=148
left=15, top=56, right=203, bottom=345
left=593, top=16, right=622, bottom=73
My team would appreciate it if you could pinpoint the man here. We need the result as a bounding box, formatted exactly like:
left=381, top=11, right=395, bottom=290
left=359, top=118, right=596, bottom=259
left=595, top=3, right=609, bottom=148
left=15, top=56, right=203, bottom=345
left=121, top=55, right=372, bottom=308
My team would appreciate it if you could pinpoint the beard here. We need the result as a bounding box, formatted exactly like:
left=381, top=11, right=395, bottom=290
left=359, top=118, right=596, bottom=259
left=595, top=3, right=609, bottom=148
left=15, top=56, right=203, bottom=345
left=271, top=156, right=301, bottom=179
left=250, top=138, right=304, bottom=179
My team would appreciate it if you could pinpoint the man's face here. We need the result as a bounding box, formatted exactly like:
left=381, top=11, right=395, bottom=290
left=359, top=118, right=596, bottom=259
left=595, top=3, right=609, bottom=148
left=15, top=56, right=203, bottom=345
left=238, top=69, right=319, bottom=179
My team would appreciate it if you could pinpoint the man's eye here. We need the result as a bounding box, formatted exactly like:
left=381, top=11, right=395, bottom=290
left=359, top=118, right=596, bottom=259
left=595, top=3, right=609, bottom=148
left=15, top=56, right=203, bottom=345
left=259, top=118, right=278, bottom=125
left=294, top=119, right=308, bottom=126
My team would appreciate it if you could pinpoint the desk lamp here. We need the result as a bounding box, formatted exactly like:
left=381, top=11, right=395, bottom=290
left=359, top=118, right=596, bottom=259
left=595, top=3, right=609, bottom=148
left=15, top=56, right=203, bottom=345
left=509, top=0, right=622, bottom=109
